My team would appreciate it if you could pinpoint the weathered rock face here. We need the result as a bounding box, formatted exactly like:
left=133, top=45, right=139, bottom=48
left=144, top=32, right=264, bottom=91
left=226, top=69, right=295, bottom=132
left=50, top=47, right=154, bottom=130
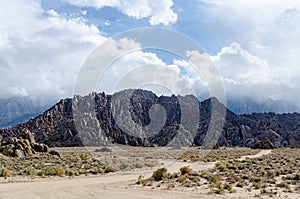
left=291, top=143, right=300, bottom=148
left=250, top=139, right=275, bottom=149
left=0, top=89, right=299, bottom=148
left=0, top=129, right=50, bottom=158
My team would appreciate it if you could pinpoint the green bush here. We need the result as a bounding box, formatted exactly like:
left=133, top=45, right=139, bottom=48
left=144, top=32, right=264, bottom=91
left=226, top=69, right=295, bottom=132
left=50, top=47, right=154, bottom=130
left=134, top=161, right=144, bottom=169
left=104, top=166, right=117, bottom=173
left=214, top=187, right=224, bottom=195
left=223, top=183, right=232, bottom=191
left=38, top=166, right=65, bottom=177
left=152, top=168, right=167, bottom=181
left=144, top=160, right=158, bottom=168
left=178, top=175, right=187, bottom=183
left=180, top=166, right=192, bottom=175
left=0, top=167, right=12, bottom=178
left=24, top=167, right=36, bottom=176
left=65, top=169, right=76, bottom=177
left=260, top=188, right=267, bottom=194
left=216, top=162, right=226, bottom=172
left=211, top=174, right=222, bottom=184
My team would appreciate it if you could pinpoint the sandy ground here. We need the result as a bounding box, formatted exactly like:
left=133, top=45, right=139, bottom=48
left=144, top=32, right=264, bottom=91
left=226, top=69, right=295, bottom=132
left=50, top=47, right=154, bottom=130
left=0, top=160, right=215, bottom=199
left=238, top=149, right=272, bottom=161
left=0, top=149, right=298, bottom=199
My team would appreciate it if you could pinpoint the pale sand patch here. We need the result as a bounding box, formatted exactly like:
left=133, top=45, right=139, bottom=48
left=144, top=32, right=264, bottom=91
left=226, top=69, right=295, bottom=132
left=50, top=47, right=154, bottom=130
left=160, top=159, right=216, bottom=173
left=238, top=149, right=272, bottom=161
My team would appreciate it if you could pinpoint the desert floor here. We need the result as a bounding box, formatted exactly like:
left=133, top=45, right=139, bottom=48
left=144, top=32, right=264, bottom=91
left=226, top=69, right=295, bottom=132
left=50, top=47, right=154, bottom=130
left=0, top=148, right=299, bottom=199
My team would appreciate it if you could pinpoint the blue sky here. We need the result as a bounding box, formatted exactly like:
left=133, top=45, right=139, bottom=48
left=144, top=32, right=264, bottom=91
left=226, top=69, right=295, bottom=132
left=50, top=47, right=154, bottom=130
left=40, top=0, right=232, bottom=53
left=0, top=0, right=299, bottom=106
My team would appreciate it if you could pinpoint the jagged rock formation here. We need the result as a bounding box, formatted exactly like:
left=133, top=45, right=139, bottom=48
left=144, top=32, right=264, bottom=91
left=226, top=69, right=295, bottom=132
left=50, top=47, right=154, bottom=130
left=0, top=89, right=299, bottom=148
left=0, top=129, right=49, bottom=158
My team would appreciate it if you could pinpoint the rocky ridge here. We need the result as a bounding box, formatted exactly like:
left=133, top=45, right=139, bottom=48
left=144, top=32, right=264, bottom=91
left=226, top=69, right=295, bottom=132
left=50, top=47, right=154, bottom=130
left=0, top=89, right=299, bottom=148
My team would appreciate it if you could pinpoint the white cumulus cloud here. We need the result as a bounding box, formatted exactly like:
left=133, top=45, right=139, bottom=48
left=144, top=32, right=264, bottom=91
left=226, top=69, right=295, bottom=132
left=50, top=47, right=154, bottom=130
left=0, top=0, right=106, bottom=99
left=197, top=0, right=300, bottom=106
left=61, top=0, right=178, bottom=25
left=212, top=42, right=298, bottom=105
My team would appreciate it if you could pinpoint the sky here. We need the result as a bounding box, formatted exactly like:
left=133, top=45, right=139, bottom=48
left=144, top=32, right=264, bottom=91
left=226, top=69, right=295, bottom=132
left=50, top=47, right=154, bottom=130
left=0, top=0, right=300, bottom=107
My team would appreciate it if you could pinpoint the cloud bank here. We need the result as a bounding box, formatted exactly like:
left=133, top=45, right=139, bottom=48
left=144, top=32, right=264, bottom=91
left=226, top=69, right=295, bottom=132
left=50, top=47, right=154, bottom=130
left=0, top=0, right=105, bottom=98
left=0, top=0, right=300, bottom=109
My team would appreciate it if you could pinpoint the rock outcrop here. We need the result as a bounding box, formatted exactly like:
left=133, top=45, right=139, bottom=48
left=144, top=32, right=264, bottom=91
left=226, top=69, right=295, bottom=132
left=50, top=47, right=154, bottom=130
left=291, top=143, right=300, bottom=149
left=0, top=89, right=299, bottom=148
left=0, top=129, right=49, bottom=158
left=250, top=139, right=275, bottom=149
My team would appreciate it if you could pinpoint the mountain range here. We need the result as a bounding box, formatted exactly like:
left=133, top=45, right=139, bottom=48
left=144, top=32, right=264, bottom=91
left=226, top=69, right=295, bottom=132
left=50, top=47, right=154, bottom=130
left=0, top=95, right=298, bottom=129
left=0, top=89, right=299, bottom=148
left=226, top=97, right=300, bottom=114
left=0, top=97, right=56, bottom=129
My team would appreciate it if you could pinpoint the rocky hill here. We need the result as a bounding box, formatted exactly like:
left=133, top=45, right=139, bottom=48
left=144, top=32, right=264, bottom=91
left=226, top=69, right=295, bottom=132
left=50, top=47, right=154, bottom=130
left=0, top=89, right=299, bottom=148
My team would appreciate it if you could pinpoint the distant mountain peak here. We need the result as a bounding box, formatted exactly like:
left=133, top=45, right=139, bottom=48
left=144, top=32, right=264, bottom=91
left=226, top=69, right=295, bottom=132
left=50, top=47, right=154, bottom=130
left=0, top=96, right=56, bottom=129
left=226, top=97, right=300, bottom=114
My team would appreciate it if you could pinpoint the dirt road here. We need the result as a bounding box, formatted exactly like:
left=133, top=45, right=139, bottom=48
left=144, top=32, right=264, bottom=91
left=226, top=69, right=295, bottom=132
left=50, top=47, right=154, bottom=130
left=0, top=161, right=214, bottom=199
left=0, top=150, right=274, bottom=199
